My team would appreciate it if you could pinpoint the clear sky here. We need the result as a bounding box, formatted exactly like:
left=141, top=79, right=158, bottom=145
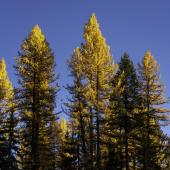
left=0, top=1, right=170, bottom=134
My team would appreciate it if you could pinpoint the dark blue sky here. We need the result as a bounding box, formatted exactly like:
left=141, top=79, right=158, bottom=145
left=0, top=1, right=170, bottom=134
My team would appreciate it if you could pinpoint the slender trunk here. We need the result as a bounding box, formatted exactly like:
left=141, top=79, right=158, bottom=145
left=31, top=68, right=39, bottom=170
left=119, top=128, right=123, bottom=170
left=9, top=107, right=14, bottom=156
left=77, top=79, right=87, bottom=169
left=31, top=87, right=36, bottom=170
left=124, top=94, right=129, bottom=170
left=125, top=135, right=129, bottom=170
left=145, top=80, right=150, bottom=170
left=89, top=106, right=93, bottom=170
left=89, top=74, right=94, bottom=170
left=96, top=71, right=101, bottom=170
left=77, top=135, right=80, bottom=170
left=96, top=111, right=100, bottom=169
left=79, top=113, right=87, bottom=168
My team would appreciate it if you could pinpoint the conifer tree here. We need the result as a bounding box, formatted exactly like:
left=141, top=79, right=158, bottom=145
left=48, top=118, right=61, bottom=169
left=80, top=14, right=116, bottom=169
left=15, top=25, right=58, bottom=170
left=138, top=51, right=168, bottom=169
left=106, top=54, right=141, bottom=170
left=58, top=118, right=78, bottom=170
left=0, top=59, right=18, bottom=169
left=66, top=14, right=116, bottom=169
left=66, top=47, right=88, bottom=169
left=105, top=70, right=125, bottom=170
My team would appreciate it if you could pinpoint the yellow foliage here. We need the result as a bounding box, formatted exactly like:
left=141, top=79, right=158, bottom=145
left=59, top=118, right=67, bottom=141
left=25, top=111, right=32, bottom=119
left=142, top=51, right=160, bottom=81
left=0, top=58, right=14, bottom=102
left=22, top=25, right=47, bottom=54
left=82, top=14, right=116, bottom=93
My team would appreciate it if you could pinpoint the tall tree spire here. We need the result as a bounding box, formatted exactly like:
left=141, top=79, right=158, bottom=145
left=15, top=25, right=58, bottom=170
left=138, top=51, right=168, bottom=169
left=0, top=58, right=18, bottom=169
left=82, top=13, right=116, bottom=169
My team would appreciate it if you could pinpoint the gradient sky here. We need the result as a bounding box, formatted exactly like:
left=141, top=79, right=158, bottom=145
left=0, top=1, right=170, bottom=134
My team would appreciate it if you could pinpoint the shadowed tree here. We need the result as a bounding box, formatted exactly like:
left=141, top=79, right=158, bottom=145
left=58, top=118, right=78, bottom=170
left=106, top=54, right=141, bottom=170
left=0, top=59, right=18, bottom=170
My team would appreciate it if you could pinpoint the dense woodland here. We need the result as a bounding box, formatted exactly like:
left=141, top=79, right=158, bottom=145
left=0, top=14, right=170, bottom=170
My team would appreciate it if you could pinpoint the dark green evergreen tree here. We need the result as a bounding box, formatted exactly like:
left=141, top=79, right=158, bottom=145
left=57, top=119, right=78, bottom=170
left=106, top=53, right=141, bottom=170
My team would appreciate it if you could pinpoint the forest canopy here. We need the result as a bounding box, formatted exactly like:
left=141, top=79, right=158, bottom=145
left=0, top=14, right=169, bottom=170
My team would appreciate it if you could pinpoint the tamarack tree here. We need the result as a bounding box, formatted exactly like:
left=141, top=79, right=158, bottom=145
left=15, top=25, right=58, bottom=170
left=0, top=59, right=18, bottom=169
